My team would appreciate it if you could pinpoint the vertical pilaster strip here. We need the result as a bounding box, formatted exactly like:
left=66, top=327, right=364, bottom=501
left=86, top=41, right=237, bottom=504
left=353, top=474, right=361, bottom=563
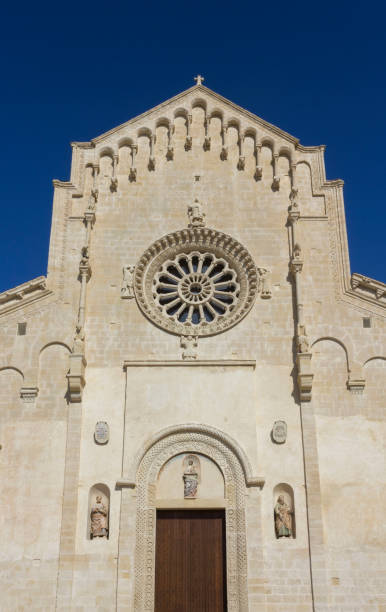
left=116, top=488, right=137, bottom=611
left=300, top=401, right=329, bottom=610
left=55, top=403, right=82, bottom=609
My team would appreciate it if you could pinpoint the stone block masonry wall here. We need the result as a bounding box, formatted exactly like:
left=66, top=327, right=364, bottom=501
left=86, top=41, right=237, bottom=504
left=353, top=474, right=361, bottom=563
left=0, top=83, right=385, bottom=610
left=0, top=344, right=69, bottom=610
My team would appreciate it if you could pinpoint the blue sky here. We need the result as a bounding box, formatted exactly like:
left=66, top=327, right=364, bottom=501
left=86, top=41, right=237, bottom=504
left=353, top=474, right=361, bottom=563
left=0, top=0, right=385, bottom=292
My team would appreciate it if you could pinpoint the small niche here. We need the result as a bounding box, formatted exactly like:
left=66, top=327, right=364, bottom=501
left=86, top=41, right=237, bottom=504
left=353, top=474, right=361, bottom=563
left=156, top=453, right=224, bottom=500
left=273, top=483, right=296, bottom=539
left=17, top=322, right=27, bottom=336
left=363, top=317, right=371, bottom=328
left=87, top=483, right=110, bottom=540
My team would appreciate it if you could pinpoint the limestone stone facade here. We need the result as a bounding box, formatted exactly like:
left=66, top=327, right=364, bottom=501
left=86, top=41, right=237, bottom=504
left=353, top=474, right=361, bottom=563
left=0, top=79, right=385, bottom=611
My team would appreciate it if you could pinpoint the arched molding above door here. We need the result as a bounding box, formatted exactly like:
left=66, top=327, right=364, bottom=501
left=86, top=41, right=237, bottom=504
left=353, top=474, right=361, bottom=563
left=118, top=424, right=260, bottom=611
left=118, top=422, right=265, bottom=490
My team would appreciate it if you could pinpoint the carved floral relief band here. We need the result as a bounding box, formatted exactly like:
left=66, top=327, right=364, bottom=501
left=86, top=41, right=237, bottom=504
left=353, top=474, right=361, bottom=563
left=134, top=228, right=258, bottom=337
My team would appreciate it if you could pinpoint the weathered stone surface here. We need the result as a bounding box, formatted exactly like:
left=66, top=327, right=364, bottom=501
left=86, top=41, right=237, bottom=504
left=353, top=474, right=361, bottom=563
left=0, top=79, right=385, bottom=611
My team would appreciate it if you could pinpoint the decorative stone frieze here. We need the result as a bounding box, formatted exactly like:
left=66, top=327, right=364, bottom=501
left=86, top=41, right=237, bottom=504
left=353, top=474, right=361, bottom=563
left=134, top=227, right=258, bottom=337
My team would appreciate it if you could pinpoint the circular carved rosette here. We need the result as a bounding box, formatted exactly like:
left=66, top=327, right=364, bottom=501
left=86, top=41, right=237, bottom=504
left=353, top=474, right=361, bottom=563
left=134, top=228, right=258, bottom=337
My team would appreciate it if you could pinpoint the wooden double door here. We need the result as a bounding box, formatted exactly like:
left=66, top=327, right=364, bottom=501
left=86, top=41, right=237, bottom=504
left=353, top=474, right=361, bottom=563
left=155, top=509, right=227, bottom=612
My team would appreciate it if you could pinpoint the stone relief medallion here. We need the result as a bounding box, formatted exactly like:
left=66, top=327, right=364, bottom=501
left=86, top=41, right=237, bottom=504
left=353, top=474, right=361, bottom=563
left=134, top=228, right=258, bottom=336
left=94, top=421, right=109, bottom=444
left=272, top=420, right=287, bottom=444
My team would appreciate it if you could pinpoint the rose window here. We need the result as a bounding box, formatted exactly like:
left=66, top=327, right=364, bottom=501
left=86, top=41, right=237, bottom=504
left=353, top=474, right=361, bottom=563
left=153, top=252, right=240, bottom=326
left=134, top=227, right=258, bottom=337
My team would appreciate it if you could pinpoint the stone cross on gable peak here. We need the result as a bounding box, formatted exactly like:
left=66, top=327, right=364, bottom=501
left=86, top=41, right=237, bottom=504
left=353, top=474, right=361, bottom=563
left=194, top=74, right=204, bottom=86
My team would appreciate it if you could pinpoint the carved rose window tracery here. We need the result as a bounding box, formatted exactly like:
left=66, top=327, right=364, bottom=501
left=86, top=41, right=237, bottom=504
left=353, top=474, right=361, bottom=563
left=153, top=252, right=240, bottom=326
left=134, top=227, right=258, bottom=337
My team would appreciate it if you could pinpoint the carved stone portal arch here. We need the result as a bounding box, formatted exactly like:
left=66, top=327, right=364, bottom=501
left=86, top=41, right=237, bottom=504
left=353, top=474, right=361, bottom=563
left=129, top=427, right=252, bottom=611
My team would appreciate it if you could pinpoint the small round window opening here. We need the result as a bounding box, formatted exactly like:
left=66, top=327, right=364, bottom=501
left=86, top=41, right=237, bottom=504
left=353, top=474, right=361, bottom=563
left=153, top=252, right=240, bottom=326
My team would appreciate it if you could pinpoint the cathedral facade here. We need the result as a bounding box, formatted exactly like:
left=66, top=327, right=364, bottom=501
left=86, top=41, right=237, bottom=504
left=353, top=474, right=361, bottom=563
left=1, top=78, right=385, bottom=611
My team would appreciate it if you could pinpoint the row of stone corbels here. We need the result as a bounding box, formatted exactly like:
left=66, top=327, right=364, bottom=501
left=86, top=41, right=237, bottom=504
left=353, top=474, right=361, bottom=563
left=88, top=111, right=298, bottom=189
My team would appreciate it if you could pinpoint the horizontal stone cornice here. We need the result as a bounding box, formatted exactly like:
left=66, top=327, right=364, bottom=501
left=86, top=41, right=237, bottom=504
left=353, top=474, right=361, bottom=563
left=0, top=276, right=53, bottom=317
left=346, top=273, right=386, bottom=310
left=123, top=359, right=256, bottom=368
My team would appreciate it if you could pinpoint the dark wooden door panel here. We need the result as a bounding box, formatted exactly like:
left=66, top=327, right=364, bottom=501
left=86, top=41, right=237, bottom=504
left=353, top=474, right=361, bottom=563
left=155, top=510, right=227, bottom=612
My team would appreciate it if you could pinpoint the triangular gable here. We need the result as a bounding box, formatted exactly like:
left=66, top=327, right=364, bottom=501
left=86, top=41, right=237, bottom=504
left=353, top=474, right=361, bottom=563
left=74, top=83, right=300, bottom=148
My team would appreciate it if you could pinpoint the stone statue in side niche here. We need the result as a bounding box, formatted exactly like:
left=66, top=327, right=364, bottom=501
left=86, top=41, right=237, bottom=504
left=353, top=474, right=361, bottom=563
left=121, top=265, right=135, bottom=299
left=258, top=267, right=272, bottom=299
left=90, top=495, right=108, bottom=538
left=297, top=324, right=310, bottom=354
left=183, top=454, right=201, bottom=498
left=274, top=495, right=293, bottom=538
left=188, top=199, right=206, bottom=228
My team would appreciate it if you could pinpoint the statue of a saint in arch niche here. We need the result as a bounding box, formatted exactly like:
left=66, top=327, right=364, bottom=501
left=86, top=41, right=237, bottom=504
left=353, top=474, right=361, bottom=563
left=274, top=494, right=293, bottom=538
left=182, top=454, right=201, bottom=498
left=90, top=495, right=109, bottom=538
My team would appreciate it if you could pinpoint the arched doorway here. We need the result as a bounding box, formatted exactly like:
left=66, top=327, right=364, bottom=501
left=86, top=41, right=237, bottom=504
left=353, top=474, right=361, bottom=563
left=116, top=424, right=263, bottom=611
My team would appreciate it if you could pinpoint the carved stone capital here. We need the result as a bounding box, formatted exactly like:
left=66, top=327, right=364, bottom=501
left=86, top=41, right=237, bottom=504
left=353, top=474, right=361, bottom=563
left=347, top=376, right=366, bottom=394
left=290, top=258, right=303, bottom=274
left=67, top=353, right=87, bottom=403
left=20, top=386, right=39, bottom=403
left=84, top=210, right=96, bottom=226
left=296, top=352, right=313, bottom=402
left=79, top=263, right=91, bottom=280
